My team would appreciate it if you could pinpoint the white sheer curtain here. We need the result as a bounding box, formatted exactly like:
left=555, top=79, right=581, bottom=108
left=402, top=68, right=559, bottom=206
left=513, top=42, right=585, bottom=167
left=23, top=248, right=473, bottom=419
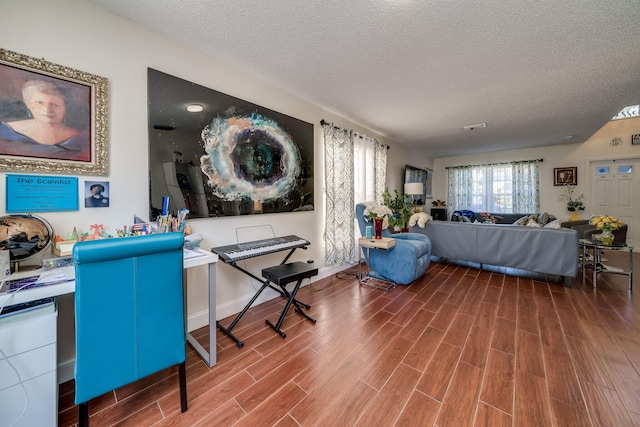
left=323, top=124, right=386, bottom=265
left=353, top=132, right=386, bottom=205
left=352, top=132, right=387, bottom=262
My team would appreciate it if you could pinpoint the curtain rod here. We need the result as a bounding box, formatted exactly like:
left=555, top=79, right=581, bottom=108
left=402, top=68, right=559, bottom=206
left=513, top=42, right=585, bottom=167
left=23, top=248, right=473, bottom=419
left=446, top=158, right=543, bottom=169
left=320, top=120, right=390, bottom=149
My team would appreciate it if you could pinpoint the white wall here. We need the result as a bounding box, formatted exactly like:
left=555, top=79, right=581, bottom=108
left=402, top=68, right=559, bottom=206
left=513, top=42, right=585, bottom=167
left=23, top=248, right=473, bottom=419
left=433, top=117, right=640, bottom=222
left=0, top=0, right=415, bottom=379
left=386, top=147, right=433, bottom=194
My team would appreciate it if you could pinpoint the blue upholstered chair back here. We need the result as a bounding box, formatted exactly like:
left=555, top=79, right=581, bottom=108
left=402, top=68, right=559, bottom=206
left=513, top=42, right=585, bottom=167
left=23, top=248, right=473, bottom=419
left=73, top=233, right=186, bottom=405
left=355, top=204, right=392, bottom=239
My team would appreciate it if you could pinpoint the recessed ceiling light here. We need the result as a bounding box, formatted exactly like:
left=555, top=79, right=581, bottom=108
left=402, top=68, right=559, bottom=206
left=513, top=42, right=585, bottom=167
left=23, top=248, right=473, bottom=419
left=187, top=104, right=203, bottom=113
left=462, top=122, right=487, bottom=131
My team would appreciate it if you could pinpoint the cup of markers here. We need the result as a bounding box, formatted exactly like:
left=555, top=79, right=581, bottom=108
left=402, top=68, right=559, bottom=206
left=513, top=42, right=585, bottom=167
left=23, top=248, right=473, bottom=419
left=157, top=208, right=189, bottom=233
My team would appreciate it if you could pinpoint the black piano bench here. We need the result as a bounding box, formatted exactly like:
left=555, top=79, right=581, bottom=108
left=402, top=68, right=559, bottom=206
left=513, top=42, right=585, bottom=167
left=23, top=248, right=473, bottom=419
left=262, top=261, right=318, bottom=338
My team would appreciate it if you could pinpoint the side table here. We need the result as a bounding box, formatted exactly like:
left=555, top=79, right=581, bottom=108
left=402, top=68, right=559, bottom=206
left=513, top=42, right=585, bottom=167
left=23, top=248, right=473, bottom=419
left=358, top=237, right=396, bottom=291
left=579, top=239, right=633, bottom=290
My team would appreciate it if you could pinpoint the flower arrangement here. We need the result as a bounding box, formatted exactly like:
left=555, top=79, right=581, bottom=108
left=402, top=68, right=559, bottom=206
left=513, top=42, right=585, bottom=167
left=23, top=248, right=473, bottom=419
left=561, top=185, right=584, bottom=211
left=362, top=202, right=393, bottom=229
left=432, top=199, right=447, bottom=208
left=479, top=212, right=502, bottom=224
left=590, top=215, right=624, bottom=231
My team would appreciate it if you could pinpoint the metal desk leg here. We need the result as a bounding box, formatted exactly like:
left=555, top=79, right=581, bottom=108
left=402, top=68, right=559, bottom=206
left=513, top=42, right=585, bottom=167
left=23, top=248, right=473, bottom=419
left=592, top=248, right=599, bottom=289
left=186, top=262, right=217, bottom=367
left=581, top=245, right=586, bottom=284
left=629, top=249, right=633, bottom=291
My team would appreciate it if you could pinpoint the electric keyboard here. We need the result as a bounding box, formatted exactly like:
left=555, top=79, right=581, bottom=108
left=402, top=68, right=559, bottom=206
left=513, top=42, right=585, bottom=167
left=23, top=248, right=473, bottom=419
left=211, top=235, right=309, bottom=262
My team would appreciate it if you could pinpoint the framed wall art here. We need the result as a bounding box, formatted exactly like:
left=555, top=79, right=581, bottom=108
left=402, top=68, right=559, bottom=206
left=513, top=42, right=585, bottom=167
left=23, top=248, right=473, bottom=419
left=147, top=68, right=314, bottom=219
left=6, top=174, right=79, bottom=212
left=0, top=48, right=108, bottom=175
left=84, top=180, right=110, bottom=208
left=554, top=167, right=577, bottom=186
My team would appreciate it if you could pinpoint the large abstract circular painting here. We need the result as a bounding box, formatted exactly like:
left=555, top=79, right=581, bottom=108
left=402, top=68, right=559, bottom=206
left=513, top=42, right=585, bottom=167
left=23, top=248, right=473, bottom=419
left=200, top=112, right=301, bottom=203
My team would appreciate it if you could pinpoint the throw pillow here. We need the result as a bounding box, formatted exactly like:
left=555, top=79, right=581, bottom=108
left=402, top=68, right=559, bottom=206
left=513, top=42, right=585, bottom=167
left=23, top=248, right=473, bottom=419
left=544, top=219, right=560, bottom=229
left=462, top=215, right=471, bottom=223
left=526, top=218, right=541, bottom=227
left=408, top=212, right=432, bottom=228
left=537, top=212, right=550, bottom=226
left=513, top=215, right=530, bottom=225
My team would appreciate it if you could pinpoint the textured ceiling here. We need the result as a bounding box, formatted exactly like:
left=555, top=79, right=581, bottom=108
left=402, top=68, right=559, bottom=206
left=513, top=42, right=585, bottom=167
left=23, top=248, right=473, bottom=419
left=89, top=0, right=640, bottom=157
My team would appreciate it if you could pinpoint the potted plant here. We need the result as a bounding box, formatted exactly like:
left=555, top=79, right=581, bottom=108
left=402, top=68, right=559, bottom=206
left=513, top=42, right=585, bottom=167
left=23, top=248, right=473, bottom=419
left=562, top=185, right=585, bottom=221
left=382, top=188, right=413, bottom=232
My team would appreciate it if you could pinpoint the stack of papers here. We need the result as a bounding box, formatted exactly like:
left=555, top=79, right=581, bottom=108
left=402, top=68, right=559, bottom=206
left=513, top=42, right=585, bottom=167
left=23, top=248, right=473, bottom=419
left=183, top=248, right=205, bottom=260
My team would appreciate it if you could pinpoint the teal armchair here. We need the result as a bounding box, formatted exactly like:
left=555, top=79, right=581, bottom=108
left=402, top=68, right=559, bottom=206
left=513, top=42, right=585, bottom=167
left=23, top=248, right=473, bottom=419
left=356, top=203, right=432, bottom=285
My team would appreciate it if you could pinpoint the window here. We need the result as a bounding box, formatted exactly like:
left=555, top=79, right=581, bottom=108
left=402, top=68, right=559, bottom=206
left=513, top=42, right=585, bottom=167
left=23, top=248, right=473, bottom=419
left=468, top=165, right=513, bottom=213
left=618, top=165, right=633, bottom=174
left=612, top=105, right=639, bottom=120
left=448, top=160, right=540, bottom=214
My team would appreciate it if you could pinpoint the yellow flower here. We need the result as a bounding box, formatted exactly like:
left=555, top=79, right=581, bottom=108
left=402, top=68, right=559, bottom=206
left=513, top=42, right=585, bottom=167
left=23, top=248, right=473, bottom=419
left=590, top=214, right=624, bottom=231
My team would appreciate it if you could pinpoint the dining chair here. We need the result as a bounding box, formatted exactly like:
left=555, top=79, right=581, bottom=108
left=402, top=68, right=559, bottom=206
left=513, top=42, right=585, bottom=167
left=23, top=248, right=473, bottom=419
left=72, top=233, right=187, bottom=426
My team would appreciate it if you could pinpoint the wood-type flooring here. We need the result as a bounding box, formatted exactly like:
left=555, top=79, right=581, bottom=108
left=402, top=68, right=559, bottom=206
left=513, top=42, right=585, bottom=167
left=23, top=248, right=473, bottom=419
left=58, top=250, right=640, bottom=426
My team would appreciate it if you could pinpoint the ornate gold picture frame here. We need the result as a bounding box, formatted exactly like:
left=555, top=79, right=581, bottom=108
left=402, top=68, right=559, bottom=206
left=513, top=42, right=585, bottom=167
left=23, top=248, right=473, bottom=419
left=0, top=49, right=108, bottom=175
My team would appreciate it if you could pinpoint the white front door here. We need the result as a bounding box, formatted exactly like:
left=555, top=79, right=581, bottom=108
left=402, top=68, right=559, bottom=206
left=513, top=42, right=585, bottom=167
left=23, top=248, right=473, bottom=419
left=590, top=158, right=639, bottom=250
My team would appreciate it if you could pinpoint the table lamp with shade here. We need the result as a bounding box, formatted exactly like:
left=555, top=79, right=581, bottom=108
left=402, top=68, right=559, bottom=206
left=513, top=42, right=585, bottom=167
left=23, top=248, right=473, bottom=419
left=404, top=182, right=424, bottom=206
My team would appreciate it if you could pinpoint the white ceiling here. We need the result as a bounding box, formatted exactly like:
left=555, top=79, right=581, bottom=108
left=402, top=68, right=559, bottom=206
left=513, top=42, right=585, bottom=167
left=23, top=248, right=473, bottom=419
left=89, top=0, right=640, bottom=158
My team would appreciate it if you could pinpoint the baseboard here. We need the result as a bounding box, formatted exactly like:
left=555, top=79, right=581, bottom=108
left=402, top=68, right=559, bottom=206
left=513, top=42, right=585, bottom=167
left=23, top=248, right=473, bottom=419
left=57, top=358, right=75, bottom=384
left=189, top=262, right=351, bottom=330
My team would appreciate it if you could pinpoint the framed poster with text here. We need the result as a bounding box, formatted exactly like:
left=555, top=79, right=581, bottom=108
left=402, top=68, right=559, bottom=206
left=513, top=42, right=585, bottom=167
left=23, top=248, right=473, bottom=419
left=6, top=174, right=79, bottom=212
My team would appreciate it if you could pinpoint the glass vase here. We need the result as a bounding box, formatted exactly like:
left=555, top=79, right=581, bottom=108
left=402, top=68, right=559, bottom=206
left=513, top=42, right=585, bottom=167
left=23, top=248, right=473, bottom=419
left=601, top=229, right=614, bottom=246
left=374, top=218, right=384, bottom=239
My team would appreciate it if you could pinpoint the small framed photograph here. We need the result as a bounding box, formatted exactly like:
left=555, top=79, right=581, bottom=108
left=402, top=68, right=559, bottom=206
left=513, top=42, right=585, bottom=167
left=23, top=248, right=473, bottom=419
left=0, top=48, right=108, bottom=175
left=632, top=134, right=640, bottom=145
left=84, top=181, right=110, bottom=208
left=554, top=167, right=577, bottom=186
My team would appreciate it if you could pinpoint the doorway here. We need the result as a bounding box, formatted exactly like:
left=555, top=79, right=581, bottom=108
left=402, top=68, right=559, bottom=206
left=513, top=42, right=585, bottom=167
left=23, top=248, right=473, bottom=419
left=590, top=158, right=639, bottom=250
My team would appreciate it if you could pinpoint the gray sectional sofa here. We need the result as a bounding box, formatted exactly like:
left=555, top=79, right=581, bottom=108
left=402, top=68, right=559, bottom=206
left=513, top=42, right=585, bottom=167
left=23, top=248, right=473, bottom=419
left=409, top=221, right=579, bottom=284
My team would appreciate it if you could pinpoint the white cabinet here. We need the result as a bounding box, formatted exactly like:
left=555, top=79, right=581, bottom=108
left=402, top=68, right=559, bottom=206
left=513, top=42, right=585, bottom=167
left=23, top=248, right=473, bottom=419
left=0, top=300, right=57, bottom=427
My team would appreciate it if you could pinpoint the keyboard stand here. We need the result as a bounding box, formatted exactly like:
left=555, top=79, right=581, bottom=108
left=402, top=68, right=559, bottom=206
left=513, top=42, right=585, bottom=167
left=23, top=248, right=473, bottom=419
left=216, top=247, right=310, bottom=347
